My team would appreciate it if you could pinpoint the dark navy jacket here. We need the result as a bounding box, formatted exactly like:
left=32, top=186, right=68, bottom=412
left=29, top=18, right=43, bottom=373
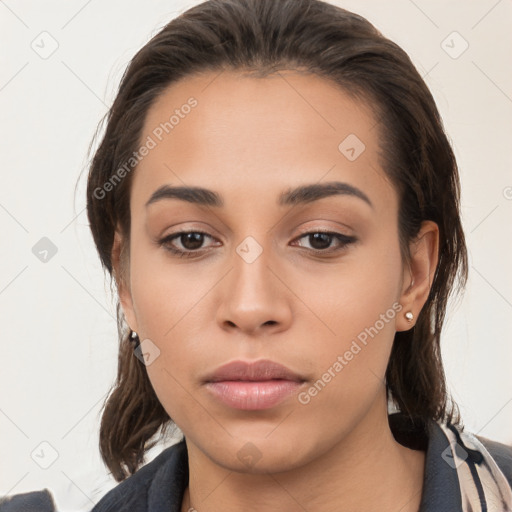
left=3, top=413, right=512, bottom=511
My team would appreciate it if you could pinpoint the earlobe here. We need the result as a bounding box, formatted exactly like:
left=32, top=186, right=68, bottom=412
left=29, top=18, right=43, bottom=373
left=111, top=229, right=139, bottom=333
left=396, top=220, right=439, bottom=332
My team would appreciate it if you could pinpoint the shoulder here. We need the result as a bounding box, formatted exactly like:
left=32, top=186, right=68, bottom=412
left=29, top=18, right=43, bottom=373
left=477, top=434, right=512, bottom=488
left=92, top=439, right=188, bottom=512
left=0, top=489, right=56, bottom=512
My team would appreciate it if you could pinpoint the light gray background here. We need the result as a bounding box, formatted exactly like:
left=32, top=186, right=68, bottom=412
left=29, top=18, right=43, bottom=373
left=1, top=0, right=511, bottom=510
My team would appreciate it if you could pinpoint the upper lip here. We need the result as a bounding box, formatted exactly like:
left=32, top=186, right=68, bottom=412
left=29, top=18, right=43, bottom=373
left=203, top=359, right=305, bottom=383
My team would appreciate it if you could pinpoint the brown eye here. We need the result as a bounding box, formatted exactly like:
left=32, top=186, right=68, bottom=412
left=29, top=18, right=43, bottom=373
left=158, top=231, right=217, bottom=257
left=175, top=232, right=206, bottom=250
left=293, top=231, right=357, bottom=254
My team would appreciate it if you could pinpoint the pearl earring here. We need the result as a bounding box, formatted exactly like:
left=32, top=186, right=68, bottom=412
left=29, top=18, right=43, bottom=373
left=405, top=311, right=414, bottom=322
left=130, top=330, right=140, bottom=348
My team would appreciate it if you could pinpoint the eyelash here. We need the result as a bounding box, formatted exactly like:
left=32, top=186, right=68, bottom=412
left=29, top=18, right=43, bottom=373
left=158, top=229, right=357, bottom=258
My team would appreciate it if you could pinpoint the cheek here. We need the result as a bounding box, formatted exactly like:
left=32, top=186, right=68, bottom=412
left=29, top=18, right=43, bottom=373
left=295, top=281, right=402, bottom=436
left=317, top=238, right=403, bottom=343
left=128, top=241, right=207, bottom=337
left=304, top=235, right=403, bottom=398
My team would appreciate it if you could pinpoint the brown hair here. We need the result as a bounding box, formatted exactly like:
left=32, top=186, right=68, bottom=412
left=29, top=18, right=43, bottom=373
left=86, top=0, right=468, bottom=481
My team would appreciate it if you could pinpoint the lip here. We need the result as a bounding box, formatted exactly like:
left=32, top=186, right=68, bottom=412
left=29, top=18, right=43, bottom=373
left=203, top=359, right=306, bottom=410
left=203, top=359, right=304, bottom=383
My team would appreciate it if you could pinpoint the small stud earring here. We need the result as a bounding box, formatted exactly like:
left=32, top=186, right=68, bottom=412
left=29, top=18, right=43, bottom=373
left=405, top=311, right=414, bottom=322
left=130, top=330, right=140, bottom=348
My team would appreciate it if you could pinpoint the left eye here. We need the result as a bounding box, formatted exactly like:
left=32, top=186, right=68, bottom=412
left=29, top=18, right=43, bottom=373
left=158, top=230, right=356, bottom=258
left=292, top=231, right=357, bottom=252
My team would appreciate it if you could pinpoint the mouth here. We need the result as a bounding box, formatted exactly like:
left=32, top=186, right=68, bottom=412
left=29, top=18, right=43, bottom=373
left=203, top=359, right=306, bottom=410
left=204, top=359, right=305, bottom=383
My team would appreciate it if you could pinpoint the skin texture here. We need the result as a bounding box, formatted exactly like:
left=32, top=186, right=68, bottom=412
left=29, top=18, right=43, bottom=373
left=112, top=70, right=439, bottom=512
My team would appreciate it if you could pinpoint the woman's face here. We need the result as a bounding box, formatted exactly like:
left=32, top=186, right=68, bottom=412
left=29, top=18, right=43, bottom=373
left=116, top=70, right=429, bottom=472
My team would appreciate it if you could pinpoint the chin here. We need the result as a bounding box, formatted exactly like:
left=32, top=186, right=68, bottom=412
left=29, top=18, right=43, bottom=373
left=201, top=433, right=312, bottom=474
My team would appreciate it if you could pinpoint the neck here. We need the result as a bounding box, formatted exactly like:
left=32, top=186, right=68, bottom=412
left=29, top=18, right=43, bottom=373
left=181, top=403, right=425, bottom=512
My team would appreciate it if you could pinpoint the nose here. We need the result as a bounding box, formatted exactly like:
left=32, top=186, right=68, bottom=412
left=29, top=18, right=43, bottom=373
left=216, top=239, right=293, bottom=336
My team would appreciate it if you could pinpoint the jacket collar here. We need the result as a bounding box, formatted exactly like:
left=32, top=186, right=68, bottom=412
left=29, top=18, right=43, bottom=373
left=418, top=418, right=464, bottom=511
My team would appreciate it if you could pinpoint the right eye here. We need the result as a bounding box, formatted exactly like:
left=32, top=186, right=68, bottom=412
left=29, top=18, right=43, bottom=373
left=158, top=230, right=220, bottom=258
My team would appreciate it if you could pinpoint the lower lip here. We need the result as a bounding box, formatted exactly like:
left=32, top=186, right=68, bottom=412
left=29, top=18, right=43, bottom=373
left=205, top=380, right=303, bottom=410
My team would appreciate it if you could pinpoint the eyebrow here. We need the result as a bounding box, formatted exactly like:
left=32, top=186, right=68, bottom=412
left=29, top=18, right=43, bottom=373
left=145, top=181, right=373, bottom=209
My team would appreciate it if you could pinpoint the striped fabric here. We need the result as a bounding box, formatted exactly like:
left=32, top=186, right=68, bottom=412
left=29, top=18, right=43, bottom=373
left=439, top=423, right=512, bottom=511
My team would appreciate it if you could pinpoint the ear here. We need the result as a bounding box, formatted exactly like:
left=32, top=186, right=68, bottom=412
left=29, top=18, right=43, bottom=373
left=111, top=228, right=139, bottom=333
left=396, top=220, right=439, bottom=331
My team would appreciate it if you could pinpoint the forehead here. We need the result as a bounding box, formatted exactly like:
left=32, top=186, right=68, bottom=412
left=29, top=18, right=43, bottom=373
left=131, top=70, right=394, bottom=212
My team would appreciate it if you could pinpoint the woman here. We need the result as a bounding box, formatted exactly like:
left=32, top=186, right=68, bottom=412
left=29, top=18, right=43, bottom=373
left=12, top=0, right=510, bottom=511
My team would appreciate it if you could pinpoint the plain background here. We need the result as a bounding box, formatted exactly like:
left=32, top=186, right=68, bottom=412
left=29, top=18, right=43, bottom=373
left=1, top=0, right=511, bottom=510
